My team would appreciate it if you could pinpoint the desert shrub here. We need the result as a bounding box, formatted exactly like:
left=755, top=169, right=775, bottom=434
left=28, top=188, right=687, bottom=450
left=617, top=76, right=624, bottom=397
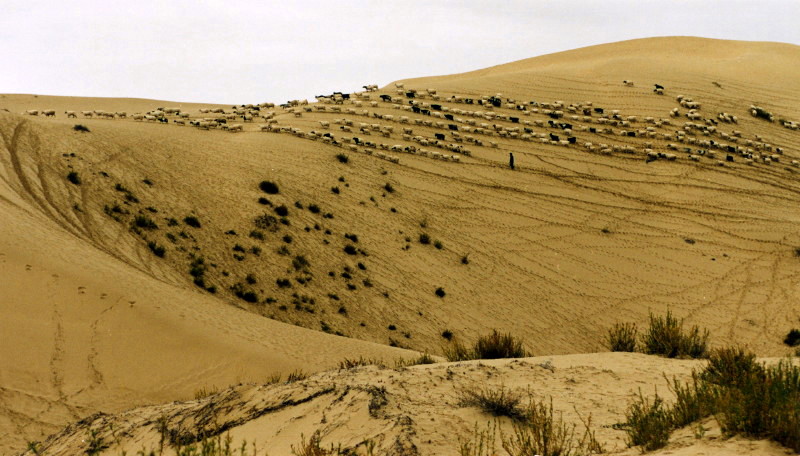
left=458, top=385, right=527, bottom=420
left=640, top=310, right=708, bottom=358
left=335, top=153, right=349, bottom=164
left=254, top=214, right=279, bottom=231
left=308, top=203, right=321, bottom=213
left=344, top=233, right=358, bottom=242
left=502, top=396, right=603, bottom=456
left=435, top=287, right=446, bottom=298
left=445, top=330, right=528, bottom=361
left=702, top=346, right=763, bottom=388
left=259, top=180, right=279, bottom=194
left=184, top=216, right=201, bottom=228
left=343, top=245, right=357, bottom=255
left=442, top=329, right=454, bottom=340
left=474, top=330, right=527, bottom=359
left=667, top=372, right=715, bottom=428
left=291, top=431, right=343, bottom=456
left=132, top=215, right=158, bottom=230
left=282, top=235, right=292, bottom=244
left=294, top=201, right=304, bottom=209
left=245, top=274, right=257, bottom=285
left=231, top=283, right=258, bottom=303
left=461, top=254, right=470, bottom=265
left=785, top=329, right=800, bottom=347
left=292, top=255, right=310, bottom=270
left=384, top=182, right=395, bottom=193
left=66, top=171, right=81, bottom=185
left=276, top=278, right=291, bottom=288
left=73, top=124, right=90, bottom=132
left=338, top=357, right=384, bottom=369
left=258, top=197, right=271, bottom=205
left=331, top=186, right=340, bottom=194
left=249, top=230, right=264, bottom=240
left=607, top=322, right=638, bottom=352
left=623, top=390, right=671, bottom=451
left=147, top=241, right=166, bottom=257
left=251, top=246, right=261, bottom=255
left=142, top=178, right=153, bottom=186
left=274, top=205, right=289, bottom=217
left=419, top=233, right=431, bottom=244
left=166, top=217, right=179, bottom=226
left=434, top=240, right=443, bottom=249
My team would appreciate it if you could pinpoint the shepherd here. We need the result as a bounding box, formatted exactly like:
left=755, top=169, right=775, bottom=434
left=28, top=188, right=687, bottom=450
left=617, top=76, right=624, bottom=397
left=509, top=152, right=515, bottom=170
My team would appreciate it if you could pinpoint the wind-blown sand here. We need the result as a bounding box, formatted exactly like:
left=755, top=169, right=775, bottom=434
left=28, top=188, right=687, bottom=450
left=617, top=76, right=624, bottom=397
left=2, top=36, right=800, bottom=454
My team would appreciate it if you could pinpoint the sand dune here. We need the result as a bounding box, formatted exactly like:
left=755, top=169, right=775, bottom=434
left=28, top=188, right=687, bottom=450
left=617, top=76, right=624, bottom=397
left=2, top=36, right=800, bottom=454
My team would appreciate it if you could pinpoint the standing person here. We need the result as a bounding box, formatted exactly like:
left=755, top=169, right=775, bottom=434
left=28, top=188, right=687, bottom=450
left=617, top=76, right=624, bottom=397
left=509, top=152, right=515, bottom=170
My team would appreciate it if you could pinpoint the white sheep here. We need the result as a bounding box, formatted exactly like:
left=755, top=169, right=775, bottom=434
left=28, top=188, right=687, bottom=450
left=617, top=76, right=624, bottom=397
left=65, top=111, right=77, bottom=118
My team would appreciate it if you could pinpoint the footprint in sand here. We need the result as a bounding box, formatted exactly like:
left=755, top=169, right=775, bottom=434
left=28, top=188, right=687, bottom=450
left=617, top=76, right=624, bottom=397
left=100, top=293, right=107, bottom=299
left=78, top=286, right=86, bottom=294
left=25, top=264, right=31, bottom=271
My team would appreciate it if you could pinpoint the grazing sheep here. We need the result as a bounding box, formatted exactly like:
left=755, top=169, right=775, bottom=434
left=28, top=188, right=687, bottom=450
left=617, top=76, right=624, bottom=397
left=42, top=110, right=56, bottom=117
left=65, top=111, right=77, bottom=118
left=623, top=80, right=634, bottom=87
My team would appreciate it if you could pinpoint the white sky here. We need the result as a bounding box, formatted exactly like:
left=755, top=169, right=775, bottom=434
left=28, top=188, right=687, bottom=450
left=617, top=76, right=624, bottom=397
left=2, top=0, right=799, bottom=105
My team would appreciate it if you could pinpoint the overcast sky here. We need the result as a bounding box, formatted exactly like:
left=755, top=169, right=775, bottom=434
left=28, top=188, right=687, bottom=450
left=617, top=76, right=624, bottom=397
left=2, top=0, right=799, bottom=104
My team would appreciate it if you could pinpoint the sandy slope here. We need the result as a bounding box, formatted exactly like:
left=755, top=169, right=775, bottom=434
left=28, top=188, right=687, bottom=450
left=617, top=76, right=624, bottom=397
left=2, top=36, right=800, bottom=454
left=29, top=354, right=795, bottom=456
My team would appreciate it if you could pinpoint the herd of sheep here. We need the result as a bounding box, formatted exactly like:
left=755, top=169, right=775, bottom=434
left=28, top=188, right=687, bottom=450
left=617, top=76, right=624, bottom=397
left=19, top=78, right=797, bottom=170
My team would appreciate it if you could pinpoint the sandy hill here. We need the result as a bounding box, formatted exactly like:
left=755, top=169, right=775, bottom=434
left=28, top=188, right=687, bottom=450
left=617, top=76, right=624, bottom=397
left=2, top=36, right=800, bottom=454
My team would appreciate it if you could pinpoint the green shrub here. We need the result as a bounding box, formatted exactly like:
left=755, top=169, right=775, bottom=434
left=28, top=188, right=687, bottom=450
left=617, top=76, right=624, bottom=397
left=67, top=171, right=81, bottom=185
left=623, top=390, right=671, bottom=451
left=640, top=310, right=708, bottom=358
left=607, top=322, right=638, bottom=352
left=259, top=180, right=279, bottom=194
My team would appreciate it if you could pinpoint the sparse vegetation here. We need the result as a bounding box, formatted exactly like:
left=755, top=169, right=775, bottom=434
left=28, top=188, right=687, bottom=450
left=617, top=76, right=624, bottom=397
left=308, top=203, right=321, bottom=214
left=419, top=233, right=431, bottom=245
left=434, top=240, right=443, bottom=249
left=343, top=245, right=357, bottom=255
left=335, top=153, right=349, bottom=164
left=132, top=214, right=158, bottom=230
left=623, top=390, right=672, bottom=451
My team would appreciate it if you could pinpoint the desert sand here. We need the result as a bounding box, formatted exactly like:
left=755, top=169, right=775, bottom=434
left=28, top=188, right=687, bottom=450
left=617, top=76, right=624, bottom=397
left=2, top=36, right=799, bottom=454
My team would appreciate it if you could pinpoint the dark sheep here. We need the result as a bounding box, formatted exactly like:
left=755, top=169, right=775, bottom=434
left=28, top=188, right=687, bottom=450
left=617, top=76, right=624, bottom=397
left=589, top=127, right=597, bottom=133
left=568, top=137, right=577, bottom=144
left=448, top=124, right=458, bottom=131
left=406, top=92, right=416, bottom=98
left=524, top=127, right=533, bottom=134
left=548, top=120, right=557, bottom=128
left=421, top=109, right=430, bottom=116
left=594, top=108, right=604, bottom=114
left=510, top=117, right=519, bottom=123
left=435, top=133, right=445, bottom=140
left=549, top=133, right=559, bottom=141
left=583, top=108, right=592, bottom=116
left=444, top=114, right=454, bottom=121
left=627, top=131, right=636, bottom=137
left=654, top=84, right=664, bottom=90
left=412, top=106, right=421, bottom=113
left=380, top=94, right=392, bottom=102
left=431, top=104, right=442, bottom=111
left=509, top=152, right=515, bottom=170
left=465, top=98, right=475, bottom=104
left=726, top=155, right=734, bottom=162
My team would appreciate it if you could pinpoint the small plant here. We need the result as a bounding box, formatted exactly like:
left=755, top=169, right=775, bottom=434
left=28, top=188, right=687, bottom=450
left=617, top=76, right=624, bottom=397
left=331, top=186, right=340, bottom=194
left=607, top=322, right=638, bottom=352
left=276, top=278, right=292, bottom=288
left=335, top=153, right=349, bottom=164
left=784, top=329, right=800, bottom=347
left=434, top=240, right=443, bottom=249
left=445, top=330, right=528, bottom=361
left=259, top=180, right=279, bottom=194
left=292, top=255, right=310, bottom=271
left=295, top=201, right=304, bottom=209
left=245, top=273, right=257, bottom=285
left=623, top=390, right=672, bottom=451
left=258, top=197, right=271, bottom=205
left=442, top=329, right=454, bottom=340
left=458, top=385, right=527, bottom=420
left=283, top=234, right=293, bottom=244
left=147, top=241, right=166, bottom=257
left=142, top=178, right=153, bottom=186
left=166, top=217, right=179, bottom=227
left=435, top=287, right=446, bottom=298
left=73, top=124, right=90, bottom=132
left=184, top=216, right=201, bottom=228
left=133, top=214, right=158, bottom=230
left=67, top=171, right=81, bottom=185
left=254, top=214, right=279, bottom=231
left=461, top=254, right=470, bottom=265
left=249, top=229, right=265, bottom=240
left=640, top=310, right=708, bottom=359
left=419, top=233, right=431, bottom=244
left=343, top=245, right=357, bottom=255
left=308, top=203, right=321, bottom=213
left=384, top=182, right=395, bottom=193
left=274, top=204, right=289, bottom=216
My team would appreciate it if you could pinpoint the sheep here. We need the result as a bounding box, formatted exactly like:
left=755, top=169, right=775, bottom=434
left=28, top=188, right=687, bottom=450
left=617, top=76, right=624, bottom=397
left=227, top=124, right=243, bottom=132
left=81, top=111, right=93, bottom=118
left=42, top=110, right=56, bottom=117
left=65, top=110, right=77, bottom=118
left=623, top=80, right=634, bottom=87
left=173, top=119, right=186, bottom=126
